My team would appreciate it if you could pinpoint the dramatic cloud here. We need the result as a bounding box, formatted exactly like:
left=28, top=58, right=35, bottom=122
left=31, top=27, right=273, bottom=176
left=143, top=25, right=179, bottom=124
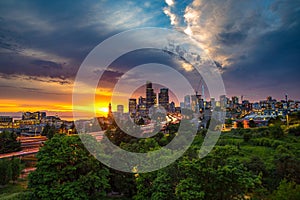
left=165, top=0, right=300, bottom=100
left=0, top=0, right=299, bottom=116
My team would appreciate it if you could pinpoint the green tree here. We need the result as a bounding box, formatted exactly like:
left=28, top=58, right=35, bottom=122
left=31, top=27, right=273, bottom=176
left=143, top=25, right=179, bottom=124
left=270, top=179, right=300, bottom=200
left=0, top=131, right=21, bottom=153
left=27, top=134, right=110, bottom=199
left=42, top=124, right=56, bottom=139
left=269, top=125, right=284, bottom=139
left=274, top=145, right=300, bottom=183
left=134, top=172, right=157, bottom=200
left=0, top=159, right=12, bottom=185
left=249, top=120, right=256, bottom=128
left=108, top=169, right=136, bottom=197
left=151, top=171, right=174, bottom=200
left=11, top=157, right=22, bottom=183
left=176, top=146, right=260, bottom=200
left=175, top=178, right=205, bottom=200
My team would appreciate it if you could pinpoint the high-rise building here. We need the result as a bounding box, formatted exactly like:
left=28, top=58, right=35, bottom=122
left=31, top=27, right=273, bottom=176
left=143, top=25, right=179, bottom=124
left=211, top=97, right=216, bottom=108
left=184, top=95, right=191, bottom=109
left=117, top=105, right=124, bottom=114
left=191, top=95, right=199, bottom=112
left=137, top=96, right=147, bottom=117
left=129, top=98, right=137, bottom=117
left=169, top=101, right=175, bottom=113
left=108, top=103, right=113, bottom=119
left=232, top=96, right=239, bottom=105
left=158, top=88, right=169, bottom=111
left=220, top=95, right=227, bottom=108
left=180, top=102, right=185, bottom=109
left=146, top=81, right=156, bottom=110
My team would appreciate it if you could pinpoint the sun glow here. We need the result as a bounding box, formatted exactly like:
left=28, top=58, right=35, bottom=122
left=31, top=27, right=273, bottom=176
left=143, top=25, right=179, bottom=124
left=98, top=107, right=109, bottom=114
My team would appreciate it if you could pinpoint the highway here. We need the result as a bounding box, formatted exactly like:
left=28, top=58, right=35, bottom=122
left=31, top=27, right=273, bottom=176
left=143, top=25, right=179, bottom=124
left=0, top=147, right=39, bottom=159
left=0, top=136, right=46, bottom=159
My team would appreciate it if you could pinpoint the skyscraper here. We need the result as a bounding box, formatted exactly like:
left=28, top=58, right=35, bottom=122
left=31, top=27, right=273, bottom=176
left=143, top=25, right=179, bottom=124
left=137, top=96, right=147, bottom=117
left=184, top=95, right=191, bottom=109
left=232, top=96, right=239, bottom=105
left=220, top=95, right=227, bottom=108
left=128, top=98, right=137, bottom=117
left=108, top=103, right=113, bottom=119
left=169, top=101, right=175, bottom=113
left=117, top=105, right=124, bottom=114
left=191, top=95, right=199, bottom=112
left=158, top=88, right=169, bottom=111
left=146, top=81, right=156, bottom=110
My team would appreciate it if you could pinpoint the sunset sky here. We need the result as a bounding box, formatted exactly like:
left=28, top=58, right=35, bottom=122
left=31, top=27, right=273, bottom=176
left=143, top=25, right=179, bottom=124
left=0, top=0, right=299, bottom=119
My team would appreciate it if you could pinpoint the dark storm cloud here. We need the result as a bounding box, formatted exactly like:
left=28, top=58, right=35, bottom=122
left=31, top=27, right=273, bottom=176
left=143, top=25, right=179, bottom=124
left=223, top=7, right=300, bottom=100
left=217, top=31, right=247, bottom=45
left=0, top=0, right=169, bottom=82
left=31, top=60, right=63, bottom=70
left=177, top=0, right=300, bottom=100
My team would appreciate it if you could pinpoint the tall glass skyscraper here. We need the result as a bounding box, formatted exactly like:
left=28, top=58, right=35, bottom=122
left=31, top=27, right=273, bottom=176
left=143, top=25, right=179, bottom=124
left=158, top=88, right=169, bottom=111
left=146, top=81, right=156, bottom=110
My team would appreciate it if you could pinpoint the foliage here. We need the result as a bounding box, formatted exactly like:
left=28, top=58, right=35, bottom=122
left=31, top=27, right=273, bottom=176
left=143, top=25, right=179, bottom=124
left=0, top=157, right=22, bottom=186
left=270, top=179, right=300, bottom=200
left=108, top=169, right=136, bottom=197
left=0, top=131, right=21, bottom=153
left=8, top=123, right=300, bottom=199
left=26, top=134, right=110, bottom=199
left=243, top=132, right=252, bottom=142
left=11, top=157, right=22, bottom=183
left=288, top=124, right=300, bottom=136
left=41, top=123, right=56, bottom=139
left=0, top=159, right=12, bottom=186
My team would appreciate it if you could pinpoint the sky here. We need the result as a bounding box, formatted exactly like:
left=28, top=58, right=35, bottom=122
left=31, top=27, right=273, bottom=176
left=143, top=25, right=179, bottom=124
left=0, top=0, right=299, bottom=118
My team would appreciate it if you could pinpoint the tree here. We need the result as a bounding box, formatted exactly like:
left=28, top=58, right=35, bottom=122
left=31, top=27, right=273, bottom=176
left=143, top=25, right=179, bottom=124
left=42, top=124, right=56, bottom=139
left=269, top=116, right=283, bottom=126
left=175, top=178, right=205, bottom=200
left=0, top=131, right=21, bottom=153
left=11, top=157, right=22, bottom=183
left=108, top=169, right=137, bottom=197
left=151, top=171, right=174, bottom=200
left=0, top=159, right=12, bottom=186
left=27, top=134, right=110, bottom=199
left=176, top=146, right=260, bottom=200
left=274, top=145, right=300, bottom=184
left=249, top=120, right=256, bottom=128
left=269, top=125, right=284, bottom=139
left=270, top=179, right=300, bottom=200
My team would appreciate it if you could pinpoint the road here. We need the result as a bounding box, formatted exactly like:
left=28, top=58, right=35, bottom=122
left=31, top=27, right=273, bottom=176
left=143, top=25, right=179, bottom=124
left=0, top=147, right=40, bottom=159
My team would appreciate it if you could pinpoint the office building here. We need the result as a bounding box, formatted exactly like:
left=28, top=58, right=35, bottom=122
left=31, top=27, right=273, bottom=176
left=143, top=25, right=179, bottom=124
left=146, top=81, right=156, bottom=110
left=158, top=88, right=169, bottom=111
left=129, top=98, right=137, bottom=117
